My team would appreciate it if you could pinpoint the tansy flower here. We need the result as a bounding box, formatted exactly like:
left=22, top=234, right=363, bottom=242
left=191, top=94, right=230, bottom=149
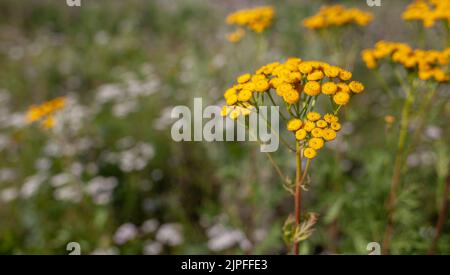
left=331, top=122, right=342, bottom=131
left=316, top=120, right=327, bottom=128
left=307, top=70, right=325, bottom=81
left=311, top=128, right=323, bottom=138
left=324, top=66, right=340, bottom=78
left=322, top=128, right=337, bottom=141
left=283, top=89, right=300, bottom=104
left=362, top=41, right=450, bottom=82
left=304, top=147, right=317, bottom=159
left=322, top=82, right=338, bottom=95
left=41, top=115, right=55, bottom=129
left=402, top=0, right=450, bottom=28
left=304, top=81, right=321, bottom=96
left=226, top=28, right=246, bottom=43
left=308, top=138, right=325, bottom=150
left=226, top=6, right=275, bottom=41
left=349, top=81, right=365, bottom=93
left=222, top=58, right=362, bottom=161
left=306, top=112, right=321, bottom=122
left=333, top=92, right=350, bottom=105
left=26, top=97, right=66, bottom=129
left=296, top=129, right=307, bottom=140
left=304, top=121, right=316, bottom=132
left=303, top=5, right=373, bottom=30
left=238, top=89, right=253, bottom=102
left=287, top=119, right=303, bottom=132
left=339, top=70, right=352, bottom=81
left=337, top=83, right=350, bottom=93
left=324, top=114, right=339, bottom=123
left=237, top=73, right=251, bottom=84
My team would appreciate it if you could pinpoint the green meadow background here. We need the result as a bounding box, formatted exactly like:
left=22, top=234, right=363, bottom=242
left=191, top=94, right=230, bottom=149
left=0, top=0, right=448, bottom=254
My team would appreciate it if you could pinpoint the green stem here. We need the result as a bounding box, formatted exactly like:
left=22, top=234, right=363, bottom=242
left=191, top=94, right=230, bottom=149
left=382, top=79, right=416, bottom=254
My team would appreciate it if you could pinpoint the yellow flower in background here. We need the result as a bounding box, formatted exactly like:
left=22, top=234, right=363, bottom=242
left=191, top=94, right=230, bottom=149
left=226, top=6, right=275, bottom=42
left=26, top=97, right=66, bottom=129
left=362, top=41, right=450, bottom=82
left=384, top=115, right=396, bottom=125
left=41, top=115, right=55, bottom=130
left=303, top=5, right=373, bottom=30
left=402, top=0, right=450, bottom=28
left=226, top=28, right=246, bottom=43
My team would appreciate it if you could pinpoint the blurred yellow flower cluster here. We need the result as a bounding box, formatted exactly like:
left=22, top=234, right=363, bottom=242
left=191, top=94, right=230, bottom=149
left=287, top=112, right=341, bottom=159
left=402, top=0, right=450, bottom=28
left=222, top=57, right=363, bottom=121
left=226, top=28, right=246, bottom=43
left=226, top=6, right=274, bottom=42
left=303, top=5, right=373, bottom=30
left=362, top=41, right=450, bottom=82
left=26, top=97, right=66, bottom=129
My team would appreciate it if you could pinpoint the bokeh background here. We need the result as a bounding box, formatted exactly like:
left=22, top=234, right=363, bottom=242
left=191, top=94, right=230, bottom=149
left=0, top=0, right=448, bottom=254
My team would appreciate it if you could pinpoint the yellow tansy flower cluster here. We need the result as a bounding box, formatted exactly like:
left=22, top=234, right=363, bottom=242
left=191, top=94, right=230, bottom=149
left=402, top=0, right=450, bottom=28
left=26, top=97, right=66, bottom=129
left=303, top=5, right=373, bottom=30
left=287, top=112, right=341, bottom=159
left=362, top=41, right=450, bottom=82
left=226, top=6, right=275, bottom=33
left=226, top=6, right=274, bottom=42
left=226, top=28, right=246, bottom=43
left=222, top=58, right=364, bottom=119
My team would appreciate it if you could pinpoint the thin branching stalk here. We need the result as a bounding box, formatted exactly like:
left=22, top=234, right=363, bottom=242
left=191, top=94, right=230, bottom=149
left=293, top=145, right=311, bottom=255
left=293, top=142, right=303, bottom=255
left=382, top=79, right=416, bottom=255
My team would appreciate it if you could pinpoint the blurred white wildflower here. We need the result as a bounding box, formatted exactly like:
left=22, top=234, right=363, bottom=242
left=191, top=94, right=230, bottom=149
left=116, top=142, right=155, bottom=172
left=0, top=187, right=18, bottom=203
left=156, top=223, right=183, bottom=246
left=143, top=241, right=163, bottom=255
left=253, top=229, right=268, bottom=242
left=21, top=173, right=47, bottom=198
left=112, top=100, right=138, bottom=118
left=50, top=173, right=71, bottom=187
left=70, top=162, right=83, bottom=177
left=113, top=223, right=138, bottom=245
left=0, top=168, right=16, bottom=182
left=96, top=84, right=122, bottom=104
left=153, top=106, right=175, bottom=130
left=207, top=224, right=248, bottom=252
left=35, top=158, right=51, bottom=171
left=53, top=185, right=82, bottom=203
left=85, top=176, right=118, bottom=205
left=0, top=134, right=9, bottom=151
left=94, top=31, right=110, bottom=45
left=425, top=126, right=442, bottom=140
left=141, top=219, right=159, bottom=234
left=90, top=247, right=119, bottom=255
left=52, top=95, right=91, bottom=135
